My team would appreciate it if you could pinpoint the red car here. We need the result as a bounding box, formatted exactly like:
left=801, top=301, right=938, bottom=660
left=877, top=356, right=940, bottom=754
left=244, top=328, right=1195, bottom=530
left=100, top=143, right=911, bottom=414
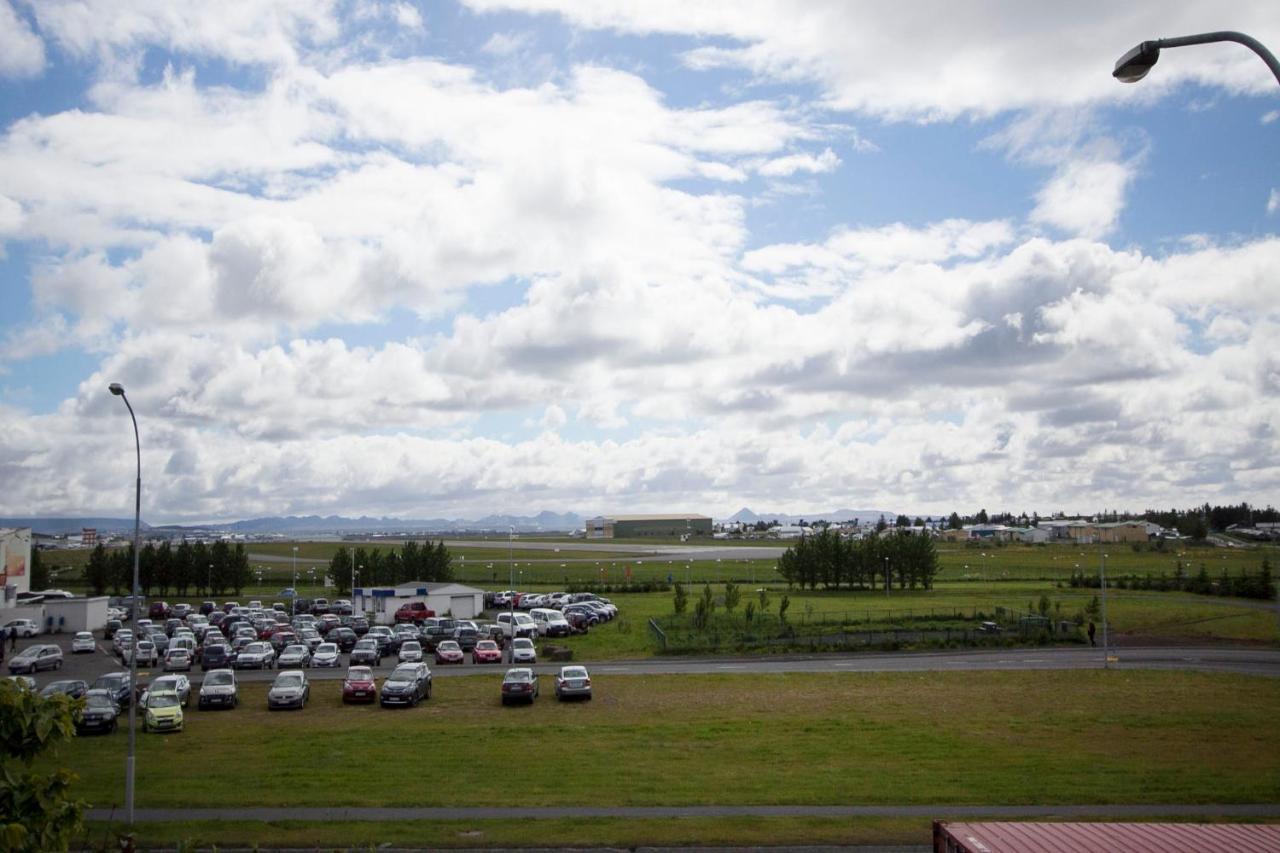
left=433, top=641, right=464, bottom=665
left=342, top=666, right=377, bottom=704
left=395, top=601, right=436, bottom=624
left=471, top=640, right=502, bottom=664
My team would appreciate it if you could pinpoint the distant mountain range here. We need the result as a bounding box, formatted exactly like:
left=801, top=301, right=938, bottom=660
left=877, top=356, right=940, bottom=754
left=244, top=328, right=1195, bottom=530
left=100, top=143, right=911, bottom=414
left=726, top=508, right=901, bottom=525
left=5, top=507, right=915, bottom=537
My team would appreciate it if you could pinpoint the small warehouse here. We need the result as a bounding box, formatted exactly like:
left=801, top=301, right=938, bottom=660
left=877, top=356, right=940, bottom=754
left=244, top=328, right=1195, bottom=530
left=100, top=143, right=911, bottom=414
left=42, top=596, right=110, bottom=633
left=585, top=514, right=713, bottom=539
left=353, top=581, right=486, bottom=624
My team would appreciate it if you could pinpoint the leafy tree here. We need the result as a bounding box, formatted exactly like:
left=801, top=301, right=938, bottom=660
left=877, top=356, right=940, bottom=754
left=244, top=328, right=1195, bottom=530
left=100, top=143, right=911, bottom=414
left=744, top=601, right=755, bottom=623
left=948, top=512, right=962, bottom=530
left=778, top=594, right=790, bottom=624
left=0, top=681, right=85, bottom=851
left=328, top=546, right=353, bottom=595
left=895, top=514, right=910, bottom=527
left=672, top=582, right=688, bottom=614
left=757, top=587, right=770, bottom=613
left=84, top=544, right=108, bottom=596
left=29, top=550, right=48, bottom=592
left=875, top=515, right=888, bottom=533
left=700, top=584, right=716, bottom=617
left=723, top=580, right=740, bottom=614
left=975, top=508, right=989, bottom=524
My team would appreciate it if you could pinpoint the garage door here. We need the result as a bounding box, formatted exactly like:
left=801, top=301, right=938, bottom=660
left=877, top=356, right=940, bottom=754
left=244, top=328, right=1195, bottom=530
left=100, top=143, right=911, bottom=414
left=450, top=595, right=476, bottom=619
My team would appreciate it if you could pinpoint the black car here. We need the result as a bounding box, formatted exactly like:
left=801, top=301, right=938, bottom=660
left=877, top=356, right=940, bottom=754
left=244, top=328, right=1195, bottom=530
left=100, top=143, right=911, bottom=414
left=379, top=663, right=431, bottom=707
left=200, top=601, right=217, bottom=616
left=329, top=627, right=358, bottom=652
left=76, top=692, right=120, bottom=734
left=349, top=616, right=370, bottom=635
left=453, top=627, right=480, bottom=652
left=40, top=679, right=89, bottom=700
left=201, top=645, right=232, bottom=671
left=92, top=672, right=133, bottom=709
left=104, top=619, right=123, bottom=640
left=420, top=625, right=452, bottom=651
left=349, top=639, right=381, bottom=666
left=293, top=598, right=313, bottom=615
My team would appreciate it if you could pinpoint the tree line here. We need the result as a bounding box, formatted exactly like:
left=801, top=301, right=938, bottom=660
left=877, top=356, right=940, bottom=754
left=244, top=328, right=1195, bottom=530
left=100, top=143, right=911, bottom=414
left=775, top=529, right=940, bottom=591
left=1069, top=558, right=1275, bottom=601
left=83, top=540, right=252, bottom=597
left=326, top=541, right=452, bottom=594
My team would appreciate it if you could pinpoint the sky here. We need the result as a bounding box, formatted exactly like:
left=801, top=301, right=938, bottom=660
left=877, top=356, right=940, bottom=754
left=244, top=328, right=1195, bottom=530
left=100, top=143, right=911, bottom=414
left=0, top=0, right=1277, bottom=524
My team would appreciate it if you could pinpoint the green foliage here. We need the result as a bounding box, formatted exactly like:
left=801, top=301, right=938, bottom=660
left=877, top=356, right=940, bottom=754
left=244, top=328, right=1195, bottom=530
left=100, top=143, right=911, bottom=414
left=774, top=529, right=940, bottom=592
left=778, top=594, right=790, bottom=624
left=29, top=550, right=48, bottom=591
left=673, top=583, right=688, bottom=615
left=326, top=540, right=454, bottom=593
left=0, top=681, right=85, bottom=852
left=723, top=580, right=740, bottom=614
left=757, top=588, right=770, bottom=613
left=744, top=601, right=755, bottom=623
left=84, top=544, right=109, bottom=596
left=1037, top=595, right=1050, bottom=617
left=1084, top=595, right=1101, bottom=621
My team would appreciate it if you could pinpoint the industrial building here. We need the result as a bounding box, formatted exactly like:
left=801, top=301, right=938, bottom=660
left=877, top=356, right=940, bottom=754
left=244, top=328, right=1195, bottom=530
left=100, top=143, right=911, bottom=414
left=353, top=581, right=486, bottom=623
left=584, top=514, right=713, bottom=539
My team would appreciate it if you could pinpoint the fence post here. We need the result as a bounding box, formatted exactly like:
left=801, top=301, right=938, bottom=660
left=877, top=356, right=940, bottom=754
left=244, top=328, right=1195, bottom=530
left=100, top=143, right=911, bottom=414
left=647, top=618, right=667, bottom=650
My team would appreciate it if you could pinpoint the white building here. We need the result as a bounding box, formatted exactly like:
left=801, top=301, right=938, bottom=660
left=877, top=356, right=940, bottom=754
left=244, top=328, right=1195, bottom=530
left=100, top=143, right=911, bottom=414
left=354, top=581, right=486, bottom=624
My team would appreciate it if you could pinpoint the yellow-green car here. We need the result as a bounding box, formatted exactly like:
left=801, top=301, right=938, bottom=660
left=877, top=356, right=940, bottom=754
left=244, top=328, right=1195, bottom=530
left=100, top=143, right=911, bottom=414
left=143, top=690, right=184, bottom=733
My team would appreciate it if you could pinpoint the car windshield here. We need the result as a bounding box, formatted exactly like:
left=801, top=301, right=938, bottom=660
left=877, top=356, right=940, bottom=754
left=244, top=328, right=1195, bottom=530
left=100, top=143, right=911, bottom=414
left=563, top=668, right=587, bottom=678
left=401, top=642, right=420, bottom=651
left=95, top=675, right=126, bottom=689
left=206, top=672, right=233, bottom=686
left=513, top=639, right=533, bottom=648
left=347, top=667, right=372, bottom=680
left=390, top=668, right=416, bottom=681
left=505, top=670, right=531, bottom=682
left=439, top=642, right=459, bottom=651
left=86, top=694, right=115, bottom=709
left=355, top=639, right=376, bottom=649
left=147, top=694, right=179, bottom=708
left=274, top=675, right=303, bottom=688
left=283, top=645, right=305, bottom=655
left=477, top=641, right=498, bottom=650
left=317, top=644, right=336, bottom=654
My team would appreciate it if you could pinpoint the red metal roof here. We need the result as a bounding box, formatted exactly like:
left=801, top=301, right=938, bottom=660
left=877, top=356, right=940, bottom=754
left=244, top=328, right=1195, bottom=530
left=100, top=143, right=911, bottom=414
left=934, top=821, right=1280, bottom=853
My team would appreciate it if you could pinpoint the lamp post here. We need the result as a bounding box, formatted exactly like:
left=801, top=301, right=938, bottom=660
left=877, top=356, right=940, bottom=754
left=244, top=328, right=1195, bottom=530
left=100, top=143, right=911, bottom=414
left=1099, top=546, right=1110, bottom=669
left=1113, top=31, right=1280, bottom=86
left=291, top=546, right=298, bottom=602
left=884, top=556, right=890, bottom=597
left=108, top=382, right=141, bottom=827
left=508, top=526, right=515, bottom=663
left=207, top=563, right=212, bottom=597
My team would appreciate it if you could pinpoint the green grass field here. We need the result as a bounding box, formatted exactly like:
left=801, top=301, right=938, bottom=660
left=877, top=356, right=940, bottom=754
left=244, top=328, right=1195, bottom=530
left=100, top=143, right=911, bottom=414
left=58, top=669, right=1280, bottom=850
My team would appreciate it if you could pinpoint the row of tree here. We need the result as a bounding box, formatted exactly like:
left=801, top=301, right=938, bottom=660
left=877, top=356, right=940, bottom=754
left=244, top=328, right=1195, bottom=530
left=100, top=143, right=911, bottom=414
left=1068, top=559, right=1275, bottom=601
left=83, top=540, right=253, bottom=597
left=775, top=529, right=940, bottom=591
left=326, top=541, right=453, bottom=594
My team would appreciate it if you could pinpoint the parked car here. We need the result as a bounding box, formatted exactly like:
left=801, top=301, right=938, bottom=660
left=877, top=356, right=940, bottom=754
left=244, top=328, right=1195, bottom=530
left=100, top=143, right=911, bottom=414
left=315, top=614, right=340, bottom=634
left=471, top=640, right=502, bottom=664
left=453, top=626, right=481, bottom=652
left=496, top=612, right=538, bottom=640
left=277, top=644, right=311, bottom=668
left=76, top=690, right=120, bottom=734
left=510, top=637, right=537, bottom=664
left=379, top=663, right=431, bottom=707
left=199, top=601, right=217, bottom=616
left=350, top=638, right=381, bottom=666
left=164, top=648, right=194, bottom=672
left=3, top=618, right=39, bottom=638
left=420, top=625, right=453, bottom=651
left=394, top=601, right=435, bottom=624
left=201, top=644, right=232, bottom=671
left=501, top=668, right=539, bottom=705
left=530, top=608, right=572, bottom=637
left=367, top=626, right=397, bottom=655
left=10, top=644, right=63, bottom=674
left=555, top=666, right=592, bottom=701
left=143, top=674, right=192, bottom=707
left=198, top=668, right=238, bottom=710
left=298, top=628, right=323, bottom=651
left=433, top=640, right=464, bottom=665
left=92, top=671, right=133, bottom=708
left=329, top=627, right=358, bottom=652
left=342, top=666, right=376, bottom=703
left=331, top=599, right=353, bottom=616
left=104, top=619, right=123, bottom=640
left=310, top=598, right=330, bottom=615
left=148, top=602, right=171, bottom=620
left=40, top=679, right=89, bottom=700
left=563, top=610, right=592, bottom=634
left=398, top=641, right=424, bottom=663
left=143, top=690, right=184, bottom=733
left=267, top=670, right=310, bottom=710
left=234, top=642, right=276, bottom=670
left=312, top=642, right=341, bottom=668
left=71, top=631, right=97, bottom=654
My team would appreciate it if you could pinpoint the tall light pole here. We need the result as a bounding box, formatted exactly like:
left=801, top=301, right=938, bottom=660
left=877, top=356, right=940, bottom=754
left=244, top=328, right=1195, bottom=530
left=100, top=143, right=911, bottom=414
left=508, top=526, right=515, bottom=663
left=108, top=382, right=141, bottom=827
left=291, top=546, right=298, bottom=600
left=1113, top=31, right=1280, bottom=86
left=1099, top=544, right=1111, bottom=669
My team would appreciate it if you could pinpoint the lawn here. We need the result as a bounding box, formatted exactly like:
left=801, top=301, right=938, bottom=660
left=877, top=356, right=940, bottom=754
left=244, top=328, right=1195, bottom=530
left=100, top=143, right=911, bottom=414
left=54, top=670, right=1280, bottom=815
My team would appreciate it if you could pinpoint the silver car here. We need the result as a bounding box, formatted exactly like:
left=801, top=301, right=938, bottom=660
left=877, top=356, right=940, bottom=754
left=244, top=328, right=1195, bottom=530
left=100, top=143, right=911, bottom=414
left=510, top=637, right=536, bottom=664
left=276, top=644, right=311, bottom=668
left=311, top=642, right=341, bottom=668
left=267, top=670, right=310, bottom=710
left=554, top=666, right=592, bottom=701
left=9, top=644, right=63, bottom=674
left=71, top=631, right=97, bottom=654
left=398, top=641, right=423, bottom=663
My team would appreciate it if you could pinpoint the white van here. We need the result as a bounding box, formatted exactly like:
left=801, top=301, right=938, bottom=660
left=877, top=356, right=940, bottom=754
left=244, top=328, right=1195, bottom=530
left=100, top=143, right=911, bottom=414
left=529, top=608, right=571, bottom=638
left=496, top=612, right=537, bottom=639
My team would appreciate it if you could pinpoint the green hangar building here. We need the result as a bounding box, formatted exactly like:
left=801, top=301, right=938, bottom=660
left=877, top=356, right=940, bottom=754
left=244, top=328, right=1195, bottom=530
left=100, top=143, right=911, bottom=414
left=584, top=514, right=713, bottom=539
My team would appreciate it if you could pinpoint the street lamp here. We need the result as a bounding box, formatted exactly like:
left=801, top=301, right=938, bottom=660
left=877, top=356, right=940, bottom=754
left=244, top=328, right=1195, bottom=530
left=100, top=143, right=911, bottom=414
left=1100, top=548, right=1111, bottom=669
left=508, top=526, right=515, bottom=663
left=291, top=546, right=298, bottom=601
left=1114, top=31, right=1280, bottom=85
left=108, top=381, right=141, bottom=827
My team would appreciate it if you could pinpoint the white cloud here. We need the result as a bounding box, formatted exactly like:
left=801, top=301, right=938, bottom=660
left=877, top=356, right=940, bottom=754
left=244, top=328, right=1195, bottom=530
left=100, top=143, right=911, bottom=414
left=757, top=147, right=839, bottom=177
left=1268, top=188, right=1279, bottom=215
left=0, top=1, right=44, bottom=78
left=481, top=31, right=532, bottom=56
left=1031, top=159, right=1134, bottom=239
left=464, top=0, right=1280, bottom=119
left=1262, top=110, right=1279, bottom=124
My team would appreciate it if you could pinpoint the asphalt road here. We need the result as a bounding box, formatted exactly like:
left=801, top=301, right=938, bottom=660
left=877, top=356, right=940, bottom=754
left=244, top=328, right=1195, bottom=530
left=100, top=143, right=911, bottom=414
left=14, top=629, right=1280, bottom=690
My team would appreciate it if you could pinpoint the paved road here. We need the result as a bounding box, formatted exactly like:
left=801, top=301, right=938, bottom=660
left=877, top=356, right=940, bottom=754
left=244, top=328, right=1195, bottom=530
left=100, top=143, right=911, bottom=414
left=85, top=803, right=1280, bottom=823
left=20, top=630, right=1280, bottom=690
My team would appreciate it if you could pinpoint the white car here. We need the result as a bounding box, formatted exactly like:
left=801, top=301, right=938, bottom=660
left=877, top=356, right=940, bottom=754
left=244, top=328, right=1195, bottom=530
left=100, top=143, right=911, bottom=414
left=510, top=637, right=537, bottom=664
left=311, top=642, right=340, bottom=668
left=72, top=631, right=97, bottom=654
left=143, top=674, right=192, bottom=707
left=126, top=640, right=159, bottom=667
left=3, top=619, right=39, bottom=638
left=398, top=640, right=423, bottom=663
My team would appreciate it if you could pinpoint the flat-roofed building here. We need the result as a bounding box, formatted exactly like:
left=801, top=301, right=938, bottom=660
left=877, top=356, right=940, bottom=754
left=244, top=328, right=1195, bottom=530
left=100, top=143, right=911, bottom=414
left=585, top=514, right=713, bottom=539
